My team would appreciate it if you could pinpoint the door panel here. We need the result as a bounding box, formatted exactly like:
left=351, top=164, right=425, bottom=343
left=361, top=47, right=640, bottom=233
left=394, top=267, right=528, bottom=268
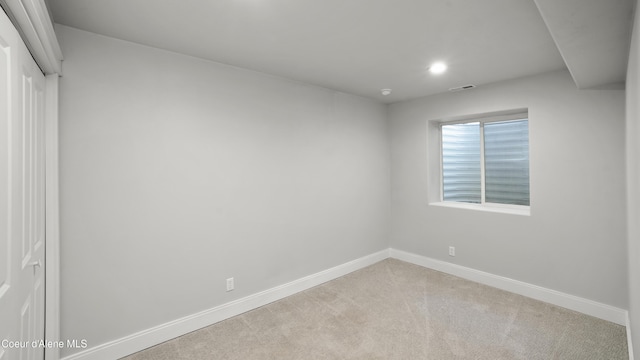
left=0, top=8, right=46, bottom=360
left=33, top=278, right=44, bottom=359
left=20, top=297, right=31, bottom=359
left=0, top=16, right=10, bottom=306
left=0, top=9, right=16, bottom=355
left=34, top=85, right=44, bottom=254
left=20, top=72, right=31, bottom=268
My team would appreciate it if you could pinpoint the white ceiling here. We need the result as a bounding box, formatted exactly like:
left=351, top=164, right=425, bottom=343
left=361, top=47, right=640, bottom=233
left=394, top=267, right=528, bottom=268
left=48, top=0, right=634, bottom=103
left=535, top=0, right=635, bottom=89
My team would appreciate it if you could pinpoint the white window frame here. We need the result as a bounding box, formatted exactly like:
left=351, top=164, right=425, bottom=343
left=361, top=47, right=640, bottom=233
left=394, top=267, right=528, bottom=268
left=428, top=109, right=530, bottom=216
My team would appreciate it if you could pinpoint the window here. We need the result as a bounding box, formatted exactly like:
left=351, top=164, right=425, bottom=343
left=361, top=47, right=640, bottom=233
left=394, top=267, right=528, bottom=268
left=440, top=114, right=529, bottom=207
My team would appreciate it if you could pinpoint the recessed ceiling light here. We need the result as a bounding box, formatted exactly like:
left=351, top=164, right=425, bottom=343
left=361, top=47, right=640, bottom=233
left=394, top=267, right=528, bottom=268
left=381, top=89, right=392, bottom=96
left=428, top=62, right=447, bottom=74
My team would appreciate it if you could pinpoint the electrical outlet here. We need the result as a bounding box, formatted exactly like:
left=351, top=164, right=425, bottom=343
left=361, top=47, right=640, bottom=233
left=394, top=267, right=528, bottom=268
left=226, top=277, right=234, bottom=292
left=449, top=246, right=455, bottom=257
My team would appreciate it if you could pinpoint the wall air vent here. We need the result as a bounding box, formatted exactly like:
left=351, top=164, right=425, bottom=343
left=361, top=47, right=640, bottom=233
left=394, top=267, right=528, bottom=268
left=448, top=84, right=476, bottom=92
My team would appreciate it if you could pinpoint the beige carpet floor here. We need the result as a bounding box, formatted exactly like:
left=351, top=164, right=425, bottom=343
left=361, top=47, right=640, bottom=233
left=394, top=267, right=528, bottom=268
left=121, top=259, right=628, bottom=359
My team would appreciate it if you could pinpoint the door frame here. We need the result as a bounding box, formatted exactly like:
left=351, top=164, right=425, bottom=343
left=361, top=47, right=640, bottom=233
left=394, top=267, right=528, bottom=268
left=44, top=73, right=59, bottom=360
left=0, top=1, right=62, bottom=359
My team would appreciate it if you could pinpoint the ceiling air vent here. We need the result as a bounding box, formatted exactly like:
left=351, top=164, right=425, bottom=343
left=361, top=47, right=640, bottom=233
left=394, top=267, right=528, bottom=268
left=448, top=84, right=476, bottom=92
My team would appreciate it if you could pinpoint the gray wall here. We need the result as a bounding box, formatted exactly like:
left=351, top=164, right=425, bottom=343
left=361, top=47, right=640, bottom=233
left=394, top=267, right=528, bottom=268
left=626, top=3, right=640, bottom=359
left=56, top=25, right=390, bottom=356
left=388, top=70, right=628, bottom=308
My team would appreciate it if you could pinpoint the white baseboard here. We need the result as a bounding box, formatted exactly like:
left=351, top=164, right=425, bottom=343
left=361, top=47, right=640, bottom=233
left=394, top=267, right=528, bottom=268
left=389, top=248, right=628, bottom=326
left=60, top=249, right=390, bottom=360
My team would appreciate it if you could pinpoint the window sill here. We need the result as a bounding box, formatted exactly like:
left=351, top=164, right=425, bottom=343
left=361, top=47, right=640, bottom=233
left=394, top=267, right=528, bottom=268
left=429, top=201, right=530, bottom=216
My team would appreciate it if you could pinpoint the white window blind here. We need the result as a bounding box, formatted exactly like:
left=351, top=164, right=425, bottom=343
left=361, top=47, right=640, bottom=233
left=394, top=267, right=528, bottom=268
left=441, top=122, right=481, bottom=203
left=484, top=119, right=529, bottom=206
left=441, top=117, right=529, bottom=207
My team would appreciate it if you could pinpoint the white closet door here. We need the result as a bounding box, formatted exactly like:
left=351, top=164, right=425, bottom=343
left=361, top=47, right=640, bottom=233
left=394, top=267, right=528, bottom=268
left=0, top=7, right=46, bottom=360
